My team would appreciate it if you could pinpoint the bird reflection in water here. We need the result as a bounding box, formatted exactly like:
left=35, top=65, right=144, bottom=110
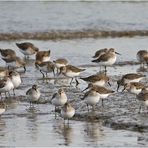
left=84, top=121, right=104, bottom=146
left=26, top=110, right=38, bottom=142
left=52, top=119, right=73, bottom=146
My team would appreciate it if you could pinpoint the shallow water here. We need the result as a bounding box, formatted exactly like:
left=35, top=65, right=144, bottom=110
left=0, top=112, right=143, bottom=147
left=0, top=37, right=148, bottom=146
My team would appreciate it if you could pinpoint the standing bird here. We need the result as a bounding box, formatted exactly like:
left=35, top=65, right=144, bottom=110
left=51, top=88, right=68, bottom=112
left=16, top=42, right=39, bottom=58
left=2, top=56, right=26, bottom=72
left=35, top=61, right=55, bottom=78
left=59, top=65, right=85, bottom=87
left=80, top=73, right=111, bottom=87
left=61, top=102, right=75, bottom=124
left=26, top=85, right=41, bottom=106
left=53, top=58, right=69, bottom=74
left=117, top=73, right=146, bottom=92
left=36, top=50, right=51, bottom=63
left=92, top=48, right=108, bottom=59
left=9, top=71, right=22, bottom=95
left=0, top=48, right=16, bottom=59
left=137, top=50, right=148, bottom=67
left=83, top=83, right=115, bottom=107
left=92, top=48, right=120, bottom=73
left=81, top=89, right=101, bottom=111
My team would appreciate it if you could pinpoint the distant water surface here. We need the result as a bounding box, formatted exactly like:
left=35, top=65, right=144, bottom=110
left=0, top=1, right=148, bottom=33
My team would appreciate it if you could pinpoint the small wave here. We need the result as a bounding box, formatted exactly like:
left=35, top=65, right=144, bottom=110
left=1, top=30, right=148, bottom=40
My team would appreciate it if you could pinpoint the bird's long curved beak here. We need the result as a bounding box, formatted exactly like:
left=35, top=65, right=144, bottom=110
left=82, top=86, right=89, bottom=92
left=108, top=81, right=111, bottom=87
left=115, top=52, right=121, bottom=55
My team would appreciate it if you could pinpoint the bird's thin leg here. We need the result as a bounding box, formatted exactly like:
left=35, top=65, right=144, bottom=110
left=68, top=119, right=69, bottom=125
left=55, top=107, right=57, bottom=119
left=104, top=66, right=107, bottom=75
left=138, top=105, right=142, bottom=114
left=101, top=99, right=104, bottom=108
left=87, top=104, right=89, bottom=112
left=13, top=89, right=15, bottom=96
left=70, top=78, right=74, bottom=85
left=40, top=70, right=45, bottom=78
left=75, top=78, right=79, bottom=87
left=52, top=69, right=55, bottom=77
left=46, top=73, right=48, bottom=78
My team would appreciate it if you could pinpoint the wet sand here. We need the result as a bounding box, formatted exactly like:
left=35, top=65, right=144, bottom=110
left=0, top=37, right=148, bottom=146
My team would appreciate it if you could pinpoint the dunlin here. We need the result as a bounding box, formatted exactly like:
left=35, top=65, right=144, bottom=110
left=16, top=42, right=39, bottom=58
left=36, top=50, right=51, bottom=63
left=92, top=48, right=108, bottom=58
left=122, top=82, right=145, bottom=95
left=35, top=61, right=55, bottom=78
left=51, top=88, right=68, bottom=112
left=80, top=73, right=111, bottom=87
left=9, top=71, right=22, bottom=95
left=92, top=48, right=120, bottom=73
left=61, top=102, right=75, bottom=123
left=0, top=102, right=6, bottom=116
left=117, top=73, right=145, bottom=91
left=0, top=77, right=14, bottom=98
left=0, top=48, right=16, bottom=59
left=53, top=58, right=69, bottom=73
left=81, top=89, right=100, bottom=111
left=59, top=65, right=85, bottom=86
left=2, top=56, right=26, bottom=72
left=137, top=50, right=148, bottom=67
left=83, top=83, right=114, bottom=107
left=26, top=85, right=41, bottom=106
left=137, top=87, right=148, bottom=113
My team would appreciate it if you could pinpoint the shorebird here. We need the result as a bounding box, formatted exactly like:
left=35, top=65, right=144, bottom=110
left=92, top=48, right=108, bottom=59
left=122, top=82, right=145, bottom=95
left=2, top=56, right=26, bottom=72
left=117, top=73, right=145, bottom=92
left=59, top=65, right=85, bottom=87
left=26, top=85, right=41, bottom=106
left=81, top=89, right=101, bottom=111
left=137, top=50, right=148, bottom=67
left=61, top=102, right=75, bottom=123
left=16, top=42, right=39, bottom=58
left=0, top=48, right=16, bottom=59
left=53, top=58, right=69, bottom=74
left=0, top=77, right=14, bottom=98
left=92, top=48, right=120, bottom=73
left=137, top=87, right=148, bottom=113
left=51, top=88, right=68, bottom=112
left=35, top=61, right=55, bottom=78
left=80, top=73, right=111, bottom=87
left=0, top=102, right=6, bottom=117
left=83, top=83, right=114, bottom=107
left=9, top=71, right=22, bottom=95
left=36, top=50, right=51, bottom=63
